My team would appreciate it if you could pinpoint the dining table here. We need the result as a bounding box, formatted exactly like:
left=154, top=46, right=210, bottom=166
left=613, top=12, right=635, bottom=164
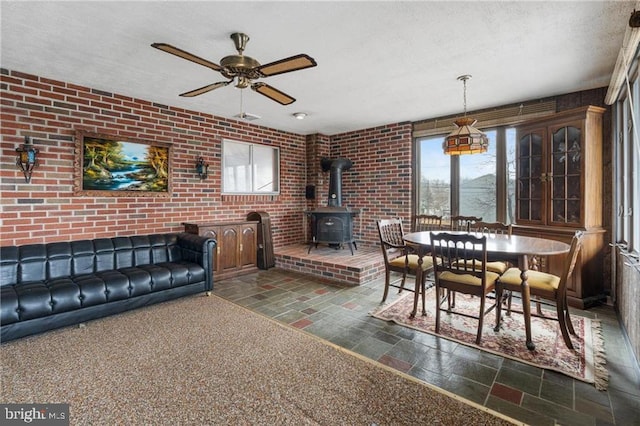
left=402, top=231, right=571, bottom=351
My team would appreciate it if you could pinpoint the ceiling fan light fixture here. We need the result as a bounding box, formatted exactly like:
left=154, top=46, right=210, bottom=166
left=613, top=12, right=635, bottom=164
left=293, top=112, right=307, bottom=120
left=443, top=75, right=489, bottom=155
left=151, top=33, right=316, bottom=106
left=235, top=76, right=251, bottom=89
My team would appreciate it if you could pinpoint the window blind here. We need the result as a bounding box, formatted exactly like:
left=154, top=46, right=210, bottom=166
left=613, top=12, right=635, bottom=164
left=412, top=100, right=556, bottom=138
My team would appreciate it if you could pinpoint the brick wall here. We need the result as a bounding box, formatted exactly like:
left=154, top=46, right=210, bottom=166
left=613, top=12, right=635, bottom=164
left=330, top=122, right=413, bottom=245
left=1, top=68, right=413, bottom=249
left=0, top=69, right=311, bottom=247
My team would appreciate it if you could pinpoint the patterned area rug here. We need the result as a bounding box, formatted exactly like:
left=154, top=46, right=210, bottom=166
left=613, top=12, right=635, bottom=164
left=371, top=288, right=608, bottom=390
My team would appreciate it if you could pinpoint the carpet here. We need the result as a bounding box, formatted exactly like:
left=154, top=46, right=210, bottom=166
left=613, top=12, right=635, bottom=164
left=371, top=288, right=608, bottom=390
left=1, top=294, right=518, bottom=425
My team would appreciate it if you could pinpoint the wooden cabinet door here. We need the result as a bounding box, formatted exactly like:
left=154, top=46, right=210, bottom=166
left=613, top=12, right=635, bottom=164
left=218, top=225, right=240, bottom=276
left=547, top=120, right=584, bottom=227
left=239, top=224, right=257, bottom=269
left=516, top=126, right=546, bottom=225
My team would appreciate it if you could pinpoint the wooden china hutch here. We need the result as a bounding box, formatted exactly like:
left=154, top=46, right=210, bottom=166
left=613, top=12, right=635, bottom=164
left=513, top=105, right=606, bottom=308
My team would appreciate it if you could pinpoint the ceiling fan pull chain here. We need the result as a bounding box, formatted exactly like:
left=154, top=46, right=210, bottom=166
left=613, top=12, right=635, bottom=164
left=240, top=83, right=244, bottom=117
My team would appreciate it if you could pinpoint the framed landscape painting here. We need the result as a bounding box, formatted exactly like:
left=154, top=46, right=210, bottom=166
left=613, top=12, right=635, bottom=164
left=74, top=130, right=172, bottom=197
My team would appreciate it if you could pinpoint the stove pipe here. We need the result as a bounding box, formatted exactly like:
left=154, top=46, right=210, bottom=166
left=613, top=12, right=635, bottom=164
left=321, top=157, right=352, bottom=207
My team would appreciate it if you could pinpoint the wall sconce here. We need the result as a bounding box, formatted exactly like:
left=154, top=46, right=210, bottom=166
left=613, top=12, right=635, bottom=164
left=16, top=136, right=39, bottom=183
left=196, top=156, right=209, bottom=180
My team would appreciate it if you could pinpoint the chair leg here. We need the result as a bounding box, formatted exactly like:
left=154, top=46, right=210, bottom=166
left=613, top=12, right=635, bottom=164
left=420, top=271, right=427, bottom=316
left=556, top=301, right=574, bottom=350
left=435, top=284, right=443, bottom=334
left=565, top=310, right=576, bottom=336
left=476, top=295, right=485, bottom=345
left=561, top=295, right=576, bottom=336
left=382, top=271, right=391, bottom=303
left=399, top=270, right=407, bottom=293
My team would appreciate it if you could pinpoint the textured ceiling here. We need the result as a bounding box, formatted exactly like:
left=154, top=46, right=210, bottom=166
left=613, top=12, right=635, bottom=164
left=1, top=1, right=635, bottom=135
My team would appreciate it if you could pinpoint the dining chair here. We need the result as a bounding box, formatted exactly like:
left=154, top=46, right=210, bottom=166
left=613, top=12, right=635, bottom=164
left=412, top=214, right=443, bottom=232
left=449, top=215, right=482, bottom=232
left=376, top=218, right=436, bottom=303
left=494, top=231, right=583, bottom=350
left=468, top=221, right=513, bottom=274
left=429, top=232, right=500, bottom=344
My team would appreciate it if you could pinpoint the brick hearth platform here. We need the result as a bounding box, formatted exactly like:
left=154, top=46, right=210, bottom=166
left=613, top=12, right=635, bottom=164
left=274, top=243, right=385, bottom=286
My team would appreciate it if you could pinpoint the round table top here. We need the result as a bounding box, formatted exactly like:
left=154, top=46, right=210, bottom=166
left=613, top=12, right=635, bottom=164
left=403, top=231, right=570, bottom=257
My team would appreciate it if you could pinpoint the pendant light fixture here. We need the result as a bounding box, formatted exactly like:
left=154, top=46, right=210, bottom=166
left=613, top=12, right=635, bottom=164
left=443, top=75, right=489, bottom=155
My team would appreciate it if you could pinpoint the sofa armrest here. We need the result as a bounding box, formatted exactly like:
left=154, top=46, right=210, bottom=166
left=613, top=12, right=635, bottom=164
left=176, top=232, right=216, bottom=291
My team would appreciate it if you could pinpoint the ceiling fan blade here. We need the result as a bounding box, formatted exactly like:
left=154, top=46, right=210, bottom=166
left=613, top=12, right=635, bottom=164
left=179, top=81, right=231, bottom=97
left=251, top=83, right=296, bottom=105
left=257, top=54, right=317, bottom=77
left=151, top=43, right=222, bottom=71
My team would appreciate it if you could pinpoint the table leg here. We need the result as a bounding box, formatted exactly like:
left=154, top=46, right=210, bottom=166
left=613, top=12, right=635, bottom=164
left=519, top=254, right=535, bottom=351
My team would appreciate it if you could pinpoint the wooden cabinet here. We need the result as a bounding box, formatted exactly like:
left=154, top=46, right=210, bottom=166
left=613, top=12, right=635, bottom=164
left=514, top=105, right=606, bottom=308
left=516, top=105, right=604, bottom=227
left=183, top=221, right=258, bottom=281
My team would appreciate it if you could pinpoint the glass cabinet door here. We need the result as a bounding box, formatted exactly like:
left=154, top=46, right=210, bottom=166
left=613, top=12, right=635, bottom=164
left=549, top=124, right=582, bottom=225
left=516, top=129, right=545, bottom=223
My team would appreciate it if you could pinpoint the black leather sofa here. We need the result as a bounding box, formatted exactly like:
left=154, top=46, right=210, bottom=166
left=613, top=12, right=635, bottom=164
left=0, top=233, right=215, bottom=342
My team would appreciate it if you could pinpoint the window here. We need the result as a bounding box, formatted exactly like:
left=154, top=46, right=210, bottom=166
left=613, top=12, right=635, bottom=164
left=417, top=138, right=450, bottom=217
left=459, top=130, right=497, bottom=221
left=613, top=61, right=640, bottom=253
left=222, top=140, right=280, bottom=194
left=416, top=127, right=516, bottom=224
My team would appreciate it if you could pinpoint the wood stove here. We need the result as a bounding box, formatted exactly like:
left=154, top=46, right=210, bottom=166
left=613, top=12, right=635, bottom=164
left=307, top=157, right=358, bottom=255
left=307, top=207, right=358, bottom=254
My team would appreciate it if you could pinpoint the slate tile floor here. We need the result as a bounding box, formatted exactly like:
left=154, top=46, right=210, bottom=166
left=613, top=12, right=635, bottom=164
left=213, top=268, right=640, bottom=426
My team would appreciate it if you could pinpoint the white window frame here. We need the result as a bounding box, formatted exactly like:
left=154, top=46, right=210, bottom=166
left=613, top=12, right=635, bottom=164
left=613, top=47, right=640, bottom=255
left=222, top=139, right=280, bottom=195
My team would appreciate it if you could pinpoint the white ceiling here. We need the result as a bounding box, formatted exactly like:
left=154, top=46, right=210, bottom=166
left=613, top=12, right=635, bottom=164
left=1, top=1, right=635, bottom=135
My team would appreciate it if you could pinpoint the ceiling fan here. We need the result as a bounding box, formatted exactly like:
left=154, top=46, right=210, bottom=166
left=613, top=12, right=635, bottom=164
left=151, top=33, right=317, bottom=105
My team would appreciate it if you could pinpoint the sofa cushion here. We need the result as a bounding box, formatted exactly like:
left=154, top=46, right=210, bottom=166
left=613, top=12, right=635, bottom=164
left=49, top=278, right=82, bottom=314
left=0, top=286, right=19, bottom=324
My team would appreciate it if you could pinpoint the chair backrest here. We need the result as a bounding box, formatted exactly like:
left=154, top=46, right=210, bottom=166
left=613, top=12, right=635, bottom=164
left=412, top=214, right=443, bottom=232
left=470, top=221, right=512, bottom=237
left=376, top=218, right=407, bottom=264
left=558, top=231, right=584, bottom=293
left=429, top=231, right=488, bottom=282
left=449, top=215, right=482, bottom=232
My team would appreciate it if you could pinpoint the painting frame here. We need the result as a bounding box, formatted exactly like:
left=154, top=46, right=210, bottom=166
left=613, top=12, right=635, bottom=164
left=74, top=130, right=173, bottom=197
